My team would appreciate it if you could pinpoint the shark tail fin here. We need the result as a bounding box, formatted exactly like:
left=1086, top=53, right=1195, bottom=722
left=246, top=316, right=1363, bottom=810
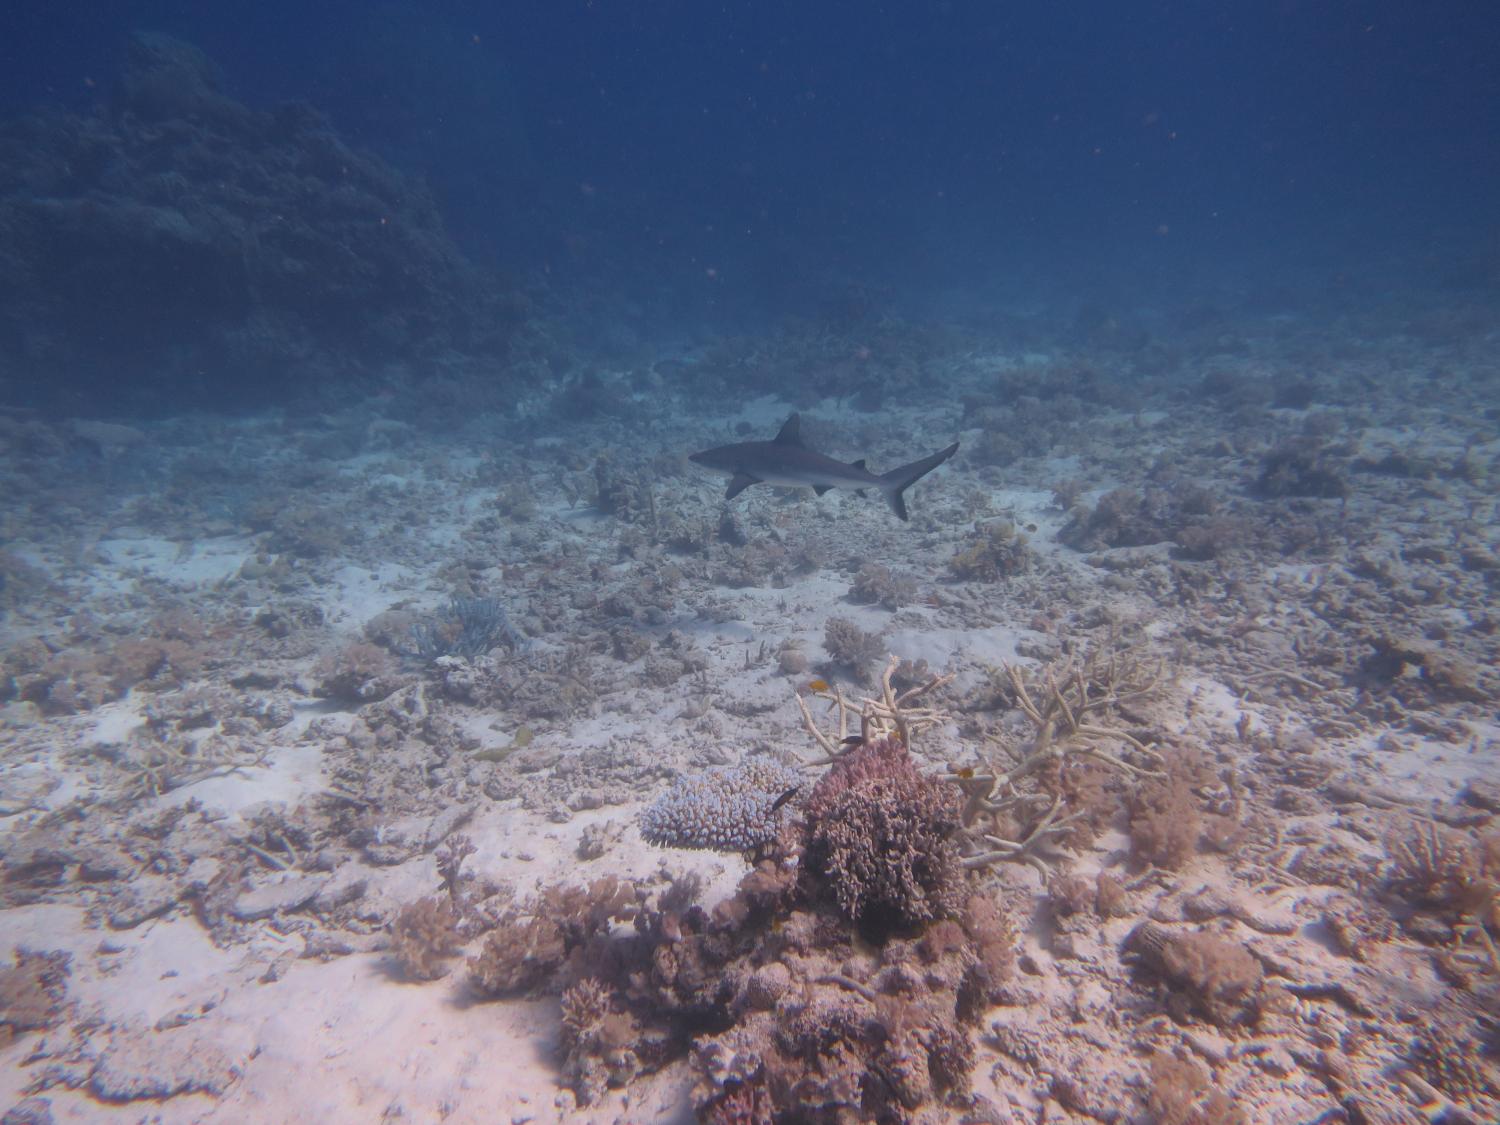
left=880, top=442, right=959, bottom=521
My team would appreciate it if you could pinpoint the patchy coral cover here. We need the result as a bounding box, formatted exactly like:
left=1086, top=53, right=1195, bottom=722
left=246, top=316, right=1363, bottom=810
left=0, top=17, right=1498, bottom=1125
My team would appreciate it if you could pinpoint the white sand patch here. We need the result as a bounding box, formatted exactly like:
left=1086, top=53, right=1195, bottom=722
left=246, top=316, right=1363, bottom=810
left=86, top=698, right=147, bottom=745
left=898, top=624, right=1025, bottom=669
left=93, top=533, right=254, bottom=588
left=157, top=737, right=325, bottom=821
left=319, top=562, right=417, bottom=629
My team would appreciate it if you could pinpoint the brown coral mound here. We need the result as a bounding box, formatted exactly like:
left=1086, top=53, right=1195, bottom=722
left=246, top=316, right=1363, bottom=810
left=690, top=914, right=995, bottom=1125
left=468, top=877, right=637, bottom=997
left=388, top=896, right=462, bottom=981
left=1125, top=922, right=1267, bottom=1030
left=803, top=736, right=965, bottom=935
left=804, top=734, right=914, bottom=820
left=0, top=948, right=71, bottom=1045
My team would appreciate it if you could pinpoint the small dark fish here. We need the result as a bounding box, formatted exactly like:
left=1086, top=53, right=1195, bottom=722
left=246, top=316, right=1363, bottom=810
left=840, top=735, right=865, bottom=748
left=770, top=786, right=801, bottom=813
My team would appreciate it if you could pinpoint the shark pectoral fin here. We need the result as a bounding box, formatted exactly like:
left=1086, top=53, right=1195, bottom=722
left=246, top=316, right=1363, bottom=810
left=725, top=473, right=760, bottom=500
left=851, top=459, right=867, bottom=470
left=813, top=485, right=833, bottom=496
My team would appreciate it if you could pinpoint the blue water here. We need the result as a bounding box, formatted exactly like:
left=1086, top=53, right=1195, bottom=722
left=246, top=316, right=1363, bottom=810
left=1, top=1, right=1496, bottom=412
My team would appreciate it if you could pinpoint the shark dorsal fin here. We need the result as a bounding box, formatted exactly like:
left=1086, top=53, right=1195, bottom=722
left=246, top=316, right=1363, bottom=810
left=851, top=459, right=867, bottom=471
left=773, top=413, right=803, bottom=446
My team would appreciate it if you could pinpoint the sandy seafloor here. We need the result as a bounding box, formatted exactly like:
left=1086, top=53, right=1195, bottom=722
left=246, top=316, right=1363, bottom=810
left=1, top=305, right=1498, bottom=1125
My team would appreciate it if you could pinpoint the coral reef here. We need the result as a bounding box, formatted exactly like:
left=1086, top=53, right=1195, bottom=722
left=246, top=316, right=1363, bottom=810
left=847, top=563, right=917, bottom=611
left=447, top=672, right=1024, bottom=1119
left=1254, top=437, right=1350, bottom=498
left=557, top=977, right=664, bottom=1106
left=1058, top=485, right=1220, bottom=553
left=661, top=865, right=1009, bottom=1124
left=467, top=877, right=637, bottom=998
left=1124, top=922, right=1270, bottom=1030
left=1127, top=752, right=1209, bottom=870
left=1145, top=1050, right=1248, bottom=1125
left=313, top=642, right=402, bottom=703
left=388, top=896, right=463, bottom=981
left=820, top=617, right=887, bottom=683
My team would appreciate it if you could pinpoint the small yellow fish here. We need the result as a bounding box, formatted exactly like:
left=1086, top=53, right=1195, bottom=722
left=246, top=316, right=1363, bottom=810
left=806, top=679, right=830, bottom=693
left=472, top=726, right=534, bottom=762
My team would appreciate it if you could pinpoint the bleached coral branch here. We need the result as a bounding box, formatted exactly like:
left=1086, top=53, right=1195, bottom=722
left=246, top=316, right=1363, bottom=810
left=947, top=649, right=1168, bottom=874
left=795, top=656, right=953, bottom=764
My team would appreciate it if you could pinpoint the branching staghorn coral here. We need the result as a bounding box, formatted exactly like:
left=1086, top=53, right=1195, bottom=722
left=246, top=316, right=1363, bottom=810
left=949, top=650, right=1167, bottom=874
left=797, top=649, right=1168, bottom=876
left=795, top=657, right=952, bottom=761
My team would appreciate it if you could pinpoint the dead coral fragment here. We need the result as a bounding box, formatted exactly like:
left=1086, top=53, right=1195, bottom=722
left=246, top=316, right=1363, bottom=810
left=0, top=948, right=71, bottom=1045
left=950, top=650, right=1165, bottom=875
left=639, top=759, right=801, bottom=853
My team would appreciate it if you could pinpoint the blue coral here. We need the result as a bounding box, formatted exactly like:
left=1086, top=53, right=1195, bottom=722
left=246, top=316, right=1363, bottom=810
left=640, top=759, right=801, bottom=852
left=407, top=596, right=527, bottom=663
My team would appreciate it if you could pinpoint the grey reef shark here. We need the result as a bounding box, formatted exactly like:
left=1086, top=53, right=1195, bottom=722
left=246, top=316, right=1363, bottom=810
left=690, top=413, right=959, bottom=521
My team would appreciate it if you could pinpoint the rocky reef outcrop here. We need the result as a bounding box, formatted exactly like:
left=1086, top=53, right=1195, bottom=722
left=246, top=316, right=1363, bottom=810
left=0, top=32, right=529, bottom=412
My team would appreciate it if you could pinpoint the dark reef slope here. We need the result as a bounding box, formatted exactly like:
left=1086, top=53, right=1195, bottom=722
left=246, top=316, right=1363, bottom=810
left=0, top=33, right=528, bottom=414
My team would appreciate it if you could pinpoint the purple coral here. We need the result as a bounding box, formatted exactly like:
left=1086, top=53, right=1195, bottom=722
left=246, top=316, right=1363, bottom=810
left=804, top=736, right=965, bottom=933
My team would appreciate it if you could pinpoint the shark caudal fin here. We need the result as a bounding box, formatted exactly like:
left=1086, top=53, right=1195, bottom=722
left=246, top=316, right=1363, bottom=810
left=879, top=442, right=959, bottom=521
